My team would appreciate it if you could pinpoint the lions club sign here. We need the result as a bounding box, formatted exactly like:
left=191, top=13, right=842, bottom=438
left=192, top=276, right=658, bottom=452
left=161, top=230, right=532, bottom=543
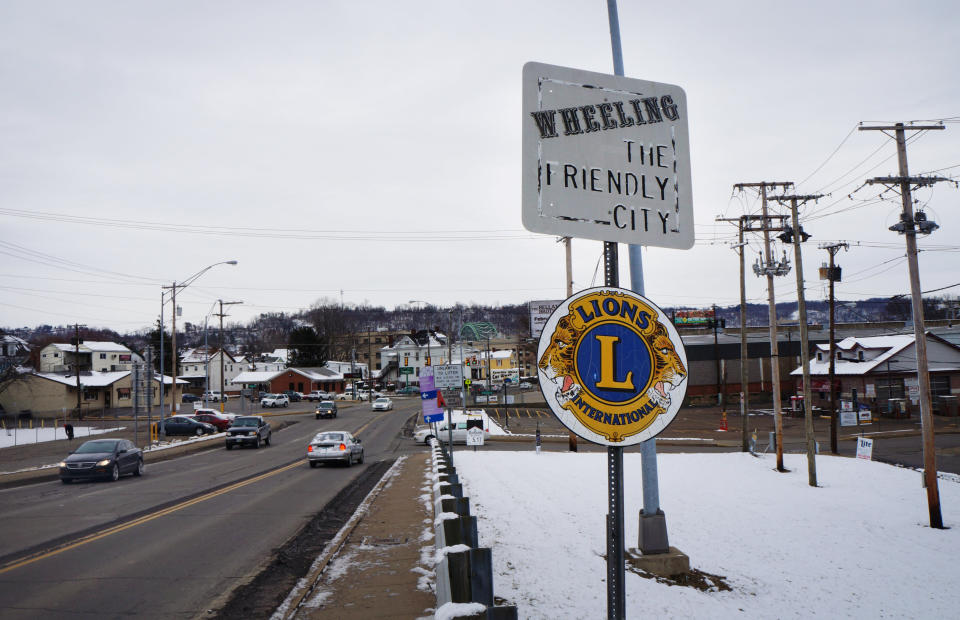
left=537, top=287, right=688, bottom=445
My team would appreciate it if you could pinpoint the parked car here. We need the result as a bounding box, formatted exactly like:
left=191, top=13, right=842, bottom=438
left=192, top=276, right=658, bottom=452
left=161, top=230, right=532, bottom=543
left=307, top=431, right=363, bottom=467
left=225, top=415, right=272, bottom=449
left=181, top=393, right=201, bottom=403
left=202, top=390, right=227, bottom=402
left=396, top=386, right=419, bottom=396
left=59, top=438, right=144, bottom=483
left=371, top=397, right=394, bottom=411
left=306, top=390, right=330, bottom=402
left=193, top=407, right=238, bottom=422
left=260, top=393, right=290, bottom=408
left=191, top=411, right=232, bottom=432
left=518, top=382, right=533, bottom=390
left=355, top=390, right=370, bottom=401
left=161, top=415, right=217, bottom=436
left=334, top=392, right=349, bottom=400
left=315, top=400, right=338, bottom=419
left=282, top=390, right=302, bottom=402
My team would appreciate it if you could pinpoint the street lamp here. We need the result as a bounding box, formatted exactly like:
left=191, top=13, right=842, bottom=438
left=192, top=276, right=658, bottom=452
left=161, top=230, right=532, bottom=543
left=409, top=300, right=433, bottom=367
left=159, top=260, right=237, bottom=435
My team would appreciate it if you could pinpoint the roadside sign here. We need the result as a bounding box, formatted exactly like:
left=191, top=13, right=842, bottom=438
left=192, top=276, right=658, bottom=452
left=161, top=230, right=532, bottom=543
left=434, top=364, right=464, bottom=390
left=400, top=366, right=414, bottom=375
left=419, top=366, right=443, bottom=423
left=522, top=62, right=693, bottom=247
left=856, top=436, right=874, bottom=460
left=466, top=427, right=485, bottom=446
left=537, top=287, right=688, bottom=446
left=530, top=299, right=563, bottom=338
left=840, top=411, right=857, bottom=427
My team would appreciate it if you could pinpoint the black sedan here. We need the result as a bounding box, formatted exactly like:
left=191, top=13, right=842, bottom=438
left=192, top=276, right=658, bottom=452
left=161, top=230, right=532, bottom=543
left=161, top=415, right=217, bottom=436
left=59, top=438, right=144, bottom=483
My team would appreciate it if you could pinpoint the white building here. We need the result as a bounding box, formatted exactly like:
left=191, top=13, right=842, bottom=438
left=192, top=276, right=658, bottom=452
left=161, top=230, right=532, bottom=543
left=39, top=341, right=140, bottom=373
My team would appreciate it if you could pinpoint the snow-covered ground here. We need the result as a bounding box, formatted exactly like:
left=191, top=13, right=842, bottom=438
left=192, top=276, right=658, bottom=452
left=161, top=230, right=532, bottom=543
left=0, top=425, right=124, bottom=449
left=453, top=450, right=960, bottom=618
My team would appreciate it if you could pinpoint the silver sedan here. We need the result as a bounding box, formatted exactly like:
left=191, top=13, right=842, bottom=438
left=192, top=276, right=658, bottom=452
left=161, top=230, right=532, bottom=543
left=307, top=431, right=364, bottom=467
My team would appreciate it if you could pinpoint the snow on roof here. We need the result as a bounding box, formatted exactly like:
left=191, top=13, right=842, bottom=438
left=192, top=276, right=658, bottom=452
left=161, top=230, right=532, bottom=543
left=232, top=370, right=282, bottom=384
left=49, top=341, right=132, bottom=354
left=794, top=334, right=918, bottom=376
left=36, top=371, right=129, bottom=387
left=270, top=348, right=289, bottom=363
left=77, top=341, right=132, bottom=353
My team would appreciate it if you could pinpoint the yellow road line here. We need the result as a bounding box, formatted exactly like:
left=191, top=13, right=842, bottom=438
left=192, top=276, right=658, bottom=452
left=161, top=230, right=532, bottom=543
left=0, top=459, right=304, bottom=575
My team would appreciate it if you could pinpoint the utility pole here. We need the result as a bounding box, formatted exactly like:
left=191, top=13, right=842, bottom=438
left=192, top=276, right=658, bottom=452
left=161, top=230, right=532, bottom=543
left=820, top=242, right=848, bottom=454
left=860, top=121, right=948, bottom=529
left=733, top=182, right=793, bottom=471
left=163, top=282, right=180, bottom=415
left=73, top=323, right=86, bottom=419
left=718, top=214, right=769, bottom=451
left=215, top=300, right=242, bottom=412
left=770, top=192, right=822, bottom=487
left=145, top=345, right=154, bottom=447
left=712, top=304, right=721, bottom=407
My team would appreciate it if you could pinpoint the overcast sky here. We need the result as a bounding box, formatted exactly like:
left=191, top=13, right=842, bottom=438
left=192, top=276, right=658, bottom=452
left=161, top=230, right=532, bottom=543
left=2, top=1, right=958, bottom=333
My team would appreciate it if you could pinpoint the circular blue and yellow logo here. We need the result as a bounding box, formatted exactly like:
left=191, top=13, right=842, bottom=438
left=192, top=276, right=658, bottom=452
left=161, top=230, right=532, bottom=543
left=537, top=287, right=688, bottom=445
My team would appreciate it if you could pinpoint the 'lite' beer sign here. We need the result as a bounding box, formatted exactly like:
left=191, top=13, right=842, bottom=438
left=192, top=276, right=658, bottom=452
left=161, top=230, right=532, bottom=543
left=522, top=62, right=694, bottom=248
left=537, top=287, right=688, bottom=445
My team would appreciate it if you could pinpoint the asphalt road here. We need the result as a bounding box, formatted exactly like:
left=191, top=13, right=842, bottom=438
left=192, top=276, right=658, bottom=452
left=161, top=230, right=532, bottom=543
left=0, top=397, right=422, bottom=619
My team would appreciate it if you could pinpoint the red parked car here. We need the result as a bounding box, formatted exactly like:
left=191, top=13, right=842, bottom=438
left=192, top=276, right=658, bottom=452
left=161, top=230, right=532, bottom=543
left=191, top=411, right=232, bottom=432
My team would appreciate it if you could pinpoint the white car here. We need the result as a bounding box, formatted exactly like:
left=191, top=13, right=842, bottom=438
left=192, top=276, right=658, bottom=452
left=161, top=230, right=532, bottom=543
left=371, top=397, right=394, bottom=411
left=414, top=422, right=488, bottom=445
left=203, top=391, right=227, bottom=402
left=260, top=393, right=289, bottom=408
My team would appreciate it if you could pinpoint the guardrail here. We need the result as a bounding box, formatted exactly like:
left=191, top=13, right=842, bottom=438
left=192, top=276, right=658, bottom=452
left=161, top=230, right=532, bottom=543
left=430, top=439, right=517, bottom=619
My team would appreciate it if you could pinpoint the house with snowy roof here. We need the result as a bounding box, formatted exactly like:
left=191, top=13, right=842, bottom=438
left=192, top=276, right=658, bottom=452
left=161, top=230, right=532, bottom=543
left=790, top=332, right=960, bottom=414
left=38, top=341, right=141, bottom=373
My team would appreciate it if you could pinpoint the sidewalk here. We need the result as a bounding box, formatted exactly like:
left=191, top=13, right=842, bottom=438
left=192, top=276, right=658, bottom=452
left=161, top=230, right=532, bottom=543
left=280, top=453, right=436, bottom=619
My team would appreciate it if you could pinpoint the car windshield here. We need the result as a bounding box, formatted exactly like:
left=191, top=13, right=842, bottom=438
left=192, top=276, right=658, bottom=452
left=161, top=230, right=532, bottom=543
left=74, top=439, right=120, bottom=454
left=234, top=418, right=260, bottom=427
left=375, top=398, right=389, bottom=403
left=315, top=433, right=345, bottom=442
left=318, top=402, right=333, bottom=408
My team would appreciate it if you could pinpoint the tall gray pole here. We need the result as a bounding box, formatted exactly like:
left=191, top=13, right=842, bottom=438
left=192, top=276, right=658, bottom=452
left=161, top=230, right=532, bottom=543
left=607, top=0, right=668, bottom=568
left=170, top=282, right=178, bottom=416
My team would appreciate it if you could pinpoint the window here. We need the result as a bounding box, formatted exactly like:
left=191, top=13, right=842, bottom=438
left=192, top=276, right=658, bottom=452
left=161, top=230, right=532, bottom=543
left=100, top=353, right=107, bottom=359
left=84, top=391, right=98, bottom=401
left=858, top=351, right=864, bottom=361
left=816, top=352, right=822, bottom=361
left=837, top=352, right=843, bottom=360
left=117, top=388, right=131, bottom=399
left=931, top=375, right=951, bottom=397
left=876, top=378, right=905, bottom=401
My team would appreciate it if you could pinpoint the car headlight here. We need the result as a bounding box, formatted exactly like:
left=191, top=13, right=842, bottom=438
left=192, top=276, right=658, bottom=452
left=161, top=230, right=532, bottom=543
left=58, top=461, right=67, bottom=468
left=96, top=459, right=112, bottom=467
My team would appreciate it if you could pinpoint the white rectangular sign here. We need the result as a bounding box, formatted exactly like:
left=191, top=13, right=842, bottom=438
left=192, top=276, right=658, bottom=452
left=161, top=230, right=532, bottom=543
left=522, top=62, right=694, bottom=247
left=434, top=364, right=464, bottom=390
left=530, top=299, right=562, bottom=338
left=466, top=427, right=485, bottom=446
left=840, top=411, right=858, bottom=427
left=856, top=436, right=874, bottom=460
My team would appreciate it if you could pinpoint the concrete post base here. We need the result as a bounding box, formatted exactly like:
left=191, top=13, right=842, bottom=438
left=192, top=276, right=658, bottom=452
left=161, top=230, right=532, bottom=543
left=626, top=547, right=691, bottom=577
left=637, top=509, right=669, bottom=554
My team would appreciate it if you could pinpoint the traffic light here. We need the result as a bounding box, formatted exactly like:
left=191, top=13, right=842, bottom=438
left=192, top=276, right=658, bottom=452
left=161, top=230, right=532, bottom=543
left=425, top=356, right=431, bottom=366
